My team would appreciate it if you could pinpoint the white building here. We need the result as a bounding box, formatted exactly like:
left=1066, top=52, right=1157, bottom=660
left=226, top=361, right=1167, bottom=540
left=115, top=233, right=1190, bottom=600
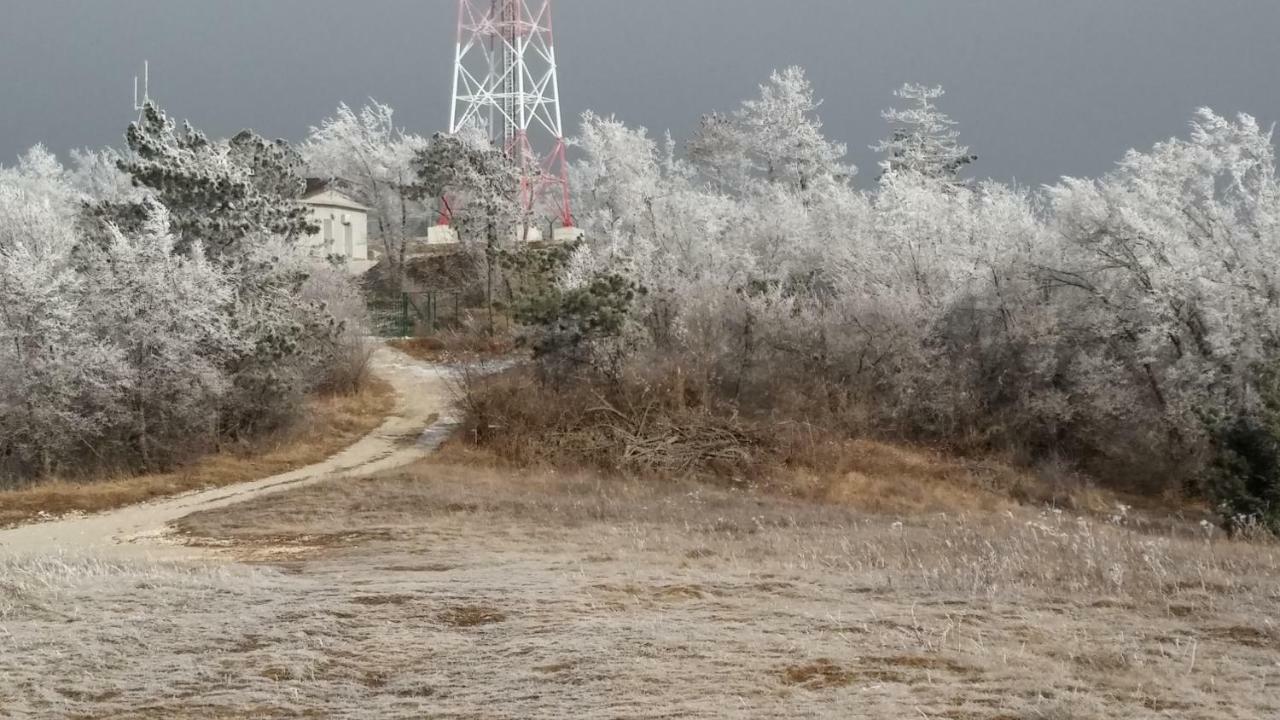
left=300, top=180, right=371, bottom=267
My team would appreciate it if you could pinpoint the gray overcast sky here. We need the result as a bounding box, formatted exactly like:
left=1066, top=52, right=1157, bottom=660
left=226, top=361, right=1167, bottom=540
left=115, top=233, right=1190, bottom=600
left=2, top=0, right=1278, bottom=187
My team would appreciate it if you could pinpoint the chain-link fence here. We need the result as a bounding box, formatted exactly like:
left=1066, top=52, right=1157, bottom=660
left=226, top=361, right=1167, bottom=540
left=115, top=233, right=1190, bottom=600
left=369, top=291, right=465, bottom=338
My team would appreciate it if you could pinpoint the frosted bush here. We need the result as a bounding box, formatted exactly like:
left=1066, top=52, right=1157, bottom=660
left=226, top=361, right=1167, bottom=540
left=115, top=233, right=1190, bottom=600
left=561, top=69, right=1280, bottom=507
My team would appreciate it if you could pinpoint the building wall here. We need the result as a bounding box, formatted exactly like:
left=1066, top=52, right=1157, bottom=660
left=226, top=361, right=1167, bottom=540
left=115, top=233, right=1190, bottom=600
left=301, top=192, right=369, bottom=261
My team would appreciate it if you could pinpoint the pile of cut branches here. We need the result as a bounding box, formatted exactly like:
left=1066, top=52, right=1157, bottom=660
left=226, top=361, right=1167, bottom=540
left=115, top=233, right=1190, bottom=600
left=452, top=366, right=770, bottom=479
left=555, top=394, right=764, bottom=477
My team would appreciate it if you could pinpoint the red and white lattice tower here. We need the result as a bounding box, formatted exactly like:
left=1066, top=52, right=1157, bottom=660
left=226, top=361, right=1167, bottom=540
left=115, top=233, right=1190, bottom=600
left=449, top=0, right=574, bottom=233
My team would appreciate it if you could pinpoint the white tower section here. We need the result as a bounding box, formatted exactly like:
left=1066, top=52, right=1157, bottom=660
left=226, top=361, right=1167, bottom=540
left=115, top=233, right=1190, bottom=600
left=449, top=0, right=574, bottom=231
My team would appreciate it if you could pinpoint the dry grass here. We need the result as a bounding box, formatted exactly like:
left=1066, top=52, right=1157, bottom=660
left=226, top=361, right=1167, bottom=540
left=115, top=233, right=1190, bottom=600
left=7, top=460, right=1277, bottom=718
left=443, top=365, right=1176, bottom=524
left=440, top=604, right=508, bottom=627
left=762, top=437, right=1025, bottom=514
left=387, top=331, right=518, bottom=363
left=435, top=434, right=1026, bottom=516
left=0, top=379, right=394, bottom=529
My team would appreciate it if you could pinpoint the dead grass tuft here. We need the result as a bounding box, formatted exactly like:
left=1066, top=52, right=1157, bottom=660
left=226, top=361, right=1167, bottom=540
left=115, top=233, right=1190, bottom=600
left=533, top=661, right=576, bottom=674
left=440, top=604, right=507, bottom=627
left=351, top=594, right=416, bottom=606
left=1206, top=624, right=1278, bottom=648
left=0, top=379, right=394, bottom=528
left=56, top=688, right=121, bottom=703
left=764, top=436, right=1023, bottom=514
left=260, top=667, right=293, bottom=682
left=877, top=654, right=977, bottom=675
left=781, top=659, right=858, bottom=689
left=782, top=655, right=976, bottom=691
left=378, top=563, right=457, bottom=573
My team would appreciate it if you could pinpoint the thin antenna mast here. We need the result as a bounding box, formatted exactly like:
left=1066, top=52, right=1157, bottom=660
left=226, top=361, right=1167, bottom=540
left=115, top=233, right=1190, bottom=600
left=133, top=61, right=151, bottom=121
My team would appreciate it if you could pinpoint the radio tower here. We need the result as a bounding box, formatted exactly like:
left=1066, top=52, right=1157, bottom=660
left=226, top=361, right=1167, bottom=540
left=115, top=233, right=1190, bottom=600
left=449, top=0, right=576, bottom=239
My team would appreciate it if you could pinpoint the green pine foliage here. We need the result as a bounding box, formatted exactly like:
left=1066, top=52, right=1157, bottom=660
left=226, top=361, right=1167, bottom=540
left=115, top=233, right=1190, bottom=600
left=106, top=103, right=316, bottom=258
left=501, top=242, right=641, bottom=375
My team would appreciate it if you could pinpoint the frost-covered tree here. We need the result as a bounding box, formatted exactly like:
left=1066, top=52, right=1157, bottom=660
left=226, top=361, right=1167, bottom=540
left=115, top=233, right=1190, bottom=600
left=413, top=130, right=521, bottom=332
left=689, top=66, right=852, bottom=196
left=217, top=237, right=351, bottom=437
left=873, top=84, right=976, bottom=181
left=0, top=139, right=366, bottom=482
left=568, top=74, right=1034, bottom=437
left=845, top=173, right=1046, bottom=435
left=77, top=208, right=235, bottom=466
left=107, top=103, right=315, bottom=258
left=1041, top=109, right=1280, bottom=487
left=68, top=148, right=147, bottom=207
left=571, top=112, right=664, bottom=240
left=302, top=102, right=430, bottom=285
left=685, top=112, right=751, bottom=196
left=0, top=146, right=81, bottom=256
left=0, top=171, right=123, bottom=477
left=0, top=154, right=233, bottom=477
left=414, top=130, right=522, bottom=238
left=572, top=112, right=746, bottom=346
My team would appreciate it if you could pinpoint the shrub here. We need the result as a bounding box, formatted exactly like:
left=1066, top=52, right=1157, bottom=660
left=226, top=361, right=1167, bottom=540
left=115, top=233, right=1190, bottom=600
left=1204, top=418, right=1280, bottom=535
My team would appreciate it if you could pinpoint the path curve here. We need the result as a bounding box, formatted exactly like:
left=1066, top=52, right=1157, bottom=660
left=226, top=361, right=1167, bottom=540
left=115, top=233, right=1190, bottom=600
left=0, top=344, right=454, bottom=561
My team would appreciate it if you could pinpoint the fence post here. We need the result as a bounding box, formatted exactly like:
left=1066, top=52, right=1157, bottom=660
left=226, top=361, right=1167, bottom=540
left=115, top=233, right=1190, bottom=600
left=401, top=292, right=410, bottom=337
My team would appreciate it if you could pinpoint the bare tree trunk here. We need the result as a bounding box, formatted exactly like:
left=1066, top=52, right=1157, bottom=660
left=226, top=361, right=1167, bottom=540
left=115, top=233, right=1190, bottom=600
left=398, top=237, right=408, bottom=292
left=137, top=397, right=151, bottom=470
left=397, top=182, right=412, bottom=292
left=735, top=307, right=754, bottom=402
left=486, top=221, right=497, bottom=336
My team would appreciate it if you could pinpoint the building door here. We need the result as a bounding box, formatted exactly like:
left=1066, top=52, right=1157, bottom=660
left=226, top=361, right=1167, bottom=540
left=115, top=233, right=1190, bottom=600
left=344, top=223, right=353, bottom=258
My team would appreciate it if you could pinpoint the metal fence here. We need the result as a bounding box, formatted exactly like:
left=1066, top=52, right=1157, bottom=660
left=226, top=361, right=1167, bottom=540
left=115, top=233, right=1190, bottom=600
left=369, top=291, right=464, bottom=338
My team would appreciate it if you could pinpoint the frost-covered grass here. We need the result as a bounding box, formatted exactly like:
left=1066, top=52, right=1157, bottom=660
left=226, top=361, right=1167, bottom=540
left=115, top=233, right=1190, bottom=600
left=4, top=461, right=1277, bottom=719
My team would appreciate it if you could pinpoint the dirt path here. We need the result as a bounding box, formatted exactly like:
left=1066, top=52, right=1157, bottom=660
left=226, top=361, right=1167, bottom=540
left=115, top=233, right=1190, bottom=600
left=0, top=344, right=454, bottom=561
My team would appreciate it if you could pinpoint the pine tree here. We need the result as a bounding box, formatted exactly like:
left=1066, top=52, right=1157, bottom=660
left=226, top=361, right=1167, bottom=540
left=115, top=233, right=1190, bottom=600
left=873, top=84, right=976, bottom=181
left=104, top=103, right=316, bottom=259
left=689, top=67, right=852, bottom=196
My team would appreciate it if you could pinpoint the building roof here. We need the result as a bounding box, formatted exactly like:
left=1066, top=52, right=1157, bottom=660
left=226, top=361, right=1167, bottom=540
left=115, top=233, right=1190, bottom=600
left=301, top=178, right=370, bottom=212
